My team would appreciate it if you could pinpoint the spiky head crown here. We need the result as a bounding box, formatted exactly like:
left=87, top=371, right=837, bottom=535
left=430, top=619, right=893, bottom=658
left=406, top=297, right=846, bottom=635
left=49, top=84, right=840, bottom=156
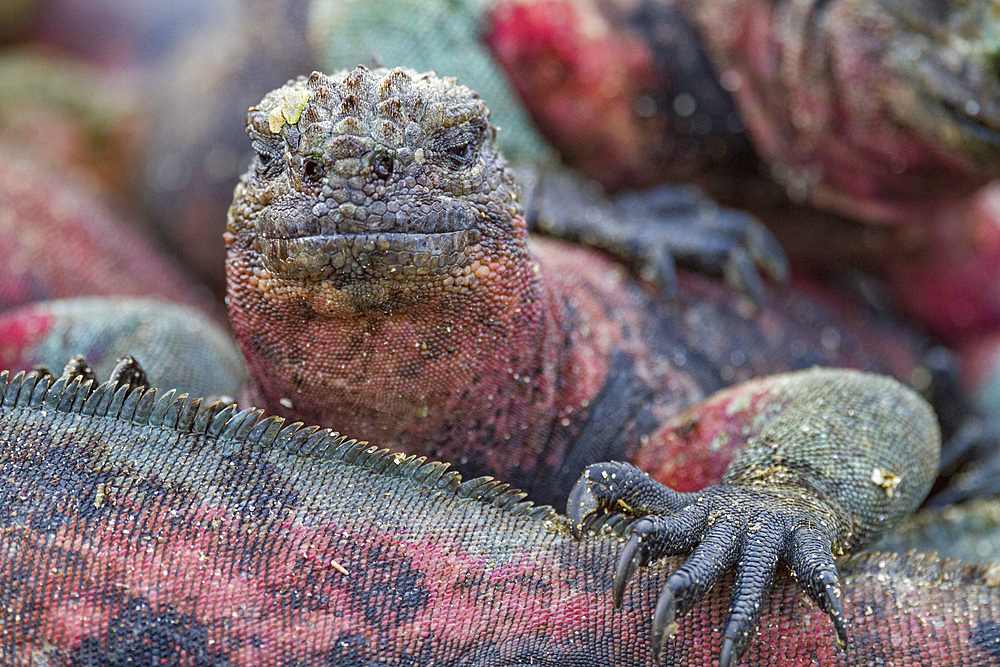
left=247, top=66, right=493, bottom=161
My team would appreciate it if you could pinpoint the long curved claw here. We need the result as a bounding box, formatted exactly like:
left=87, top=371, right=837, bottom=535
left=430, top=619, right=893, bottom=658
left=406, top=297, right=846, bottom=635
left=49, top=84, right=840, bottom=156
left=723, top=246, right=765, bottom=306
left=745, top=223, right=789, bottom=283
left=612, top=511, right=708, bottom=606
left=613, top=529, right=648, bottom=607
left=650, top=522, right=741, bottom=660
left=788, top=527, right=849, bottom=646
left=638, top=245, right=679, bottom=301
left=59, top=355, right=97, bottom=385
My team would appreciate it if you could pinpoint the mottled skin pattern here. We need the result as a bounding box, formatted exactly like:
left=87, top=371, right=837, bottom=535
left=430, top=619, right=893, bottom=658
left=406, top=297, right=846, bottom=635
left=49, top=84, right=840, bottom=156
left=4, top=366, right=995, bottom=665
left=226, top=67, right=931, bottom=507
left=486, top=0, right=1000, bottom=344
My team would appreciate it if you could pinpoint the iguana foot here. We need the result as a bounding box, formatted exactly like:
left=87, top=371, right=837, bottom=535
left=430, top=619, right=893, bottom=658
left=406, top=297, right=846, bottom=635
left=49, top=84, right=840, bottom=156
left=42, top=355, right=150, bottom=394
left=521, top=167, right=788, bottom=303
left=567, top=461, right=847, bottom=666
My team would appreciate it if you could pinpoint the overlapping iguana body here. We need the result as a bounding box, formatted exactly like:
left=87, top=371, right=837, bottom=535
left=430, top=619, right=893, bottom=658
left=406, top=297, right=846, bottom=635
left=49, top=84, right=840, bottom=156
left=0, top=147, right=206, bottom=313
left=0, top=297, right=246, bottom=400
left=226, top=66, right=938, bottom=511
left=4, top=363, right=995, bottom=665
left=486, top=0, right=1000, bottom=339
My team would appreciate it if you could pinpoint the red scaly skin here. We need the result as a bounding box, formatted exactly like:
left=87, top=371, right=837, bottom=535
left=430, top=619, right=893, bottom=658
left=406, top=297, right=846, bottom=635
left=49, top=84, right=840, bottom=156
left=0, top=146, right=209, bottom=315
left=226, top=67, right=930, bottom=506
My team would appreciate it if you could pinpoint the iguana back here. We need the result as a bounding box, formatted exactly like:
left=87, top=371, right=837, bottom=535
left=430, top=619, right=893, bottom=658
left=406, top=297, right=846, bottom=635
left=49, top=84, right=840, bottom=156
left=1, top=370, right=998, bottom=665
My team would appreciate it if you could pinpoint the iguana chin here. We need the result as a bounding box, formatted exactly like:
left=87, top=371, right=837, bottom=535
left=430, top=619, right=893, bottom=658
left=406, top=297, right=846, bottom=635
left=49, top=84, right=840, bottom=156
left=4, top=362, right=990, bottom=665
left=225, top=66, right=930, bottom=510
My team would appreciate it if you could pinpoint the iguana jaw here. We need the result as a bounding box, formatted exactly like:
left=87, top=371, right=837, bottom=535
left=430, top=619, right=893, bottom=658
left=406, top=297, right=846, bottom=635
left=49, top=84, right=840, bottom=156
left=246, top=226, right=515, bottom=316
left=259, top=229, right=482, bottom=283
left=254, top=184, right=486, bottom=288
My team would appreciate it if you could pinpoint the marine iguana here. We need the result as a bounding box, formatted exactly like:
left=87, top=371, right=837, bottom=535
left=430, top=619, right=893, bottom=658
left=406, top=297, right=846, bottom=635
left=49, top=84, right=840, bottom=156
left=218, top=65, right=999, bottom=663
left=225, top=66, right=936, bottom=508
left=5, top=361, right=994, bottom=665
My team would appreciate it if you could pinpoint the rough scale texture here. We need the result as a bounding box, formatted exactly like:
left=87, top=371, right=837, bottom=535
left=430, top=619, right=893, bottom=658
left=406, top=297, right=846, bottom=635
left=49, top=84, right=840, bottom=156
left=486, top=0, right=1000, bottom=346
left=2, top=366, right=995, bottom=665
left=139, top=0, right=317, bottom=294
left=225, top=66, right=935, bottom=507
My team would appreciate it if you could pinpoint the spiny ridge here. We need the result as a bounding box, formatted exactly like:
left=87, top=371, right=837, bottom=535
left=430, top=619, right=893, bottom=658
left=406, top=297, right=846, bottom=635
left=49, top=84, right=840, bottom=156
left=0, top=368, right=557, bottom=521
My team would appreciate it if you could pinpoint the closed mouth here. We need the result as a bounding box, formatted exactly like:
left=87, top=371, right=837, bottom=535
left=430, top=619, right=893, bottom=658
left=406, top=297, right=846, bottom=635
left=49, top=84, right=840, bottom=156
left=260, top=229, right=483, bottom=281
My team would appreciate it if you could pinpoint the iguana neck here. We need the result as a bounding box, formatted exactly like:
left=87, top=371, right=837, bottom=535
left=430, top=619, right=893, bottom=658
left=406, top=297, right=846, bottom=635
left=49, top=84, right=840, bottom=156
left=227, top=219, right=574, bottom=475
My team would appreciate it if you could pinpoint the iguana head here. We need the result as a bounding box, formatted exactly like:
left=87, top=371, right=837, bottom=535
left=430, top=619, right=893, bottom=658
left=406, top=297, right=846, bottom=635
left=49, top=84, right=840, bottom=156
left=226, top=66, right=527, bottom=316
left=225, top=68, right=551, bottom=453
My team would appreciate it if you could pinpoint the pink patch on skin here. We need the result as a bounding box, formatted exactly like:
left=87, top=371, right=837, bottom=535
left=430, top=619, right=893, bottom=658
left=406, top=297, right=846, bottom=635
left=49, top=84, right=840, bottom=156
left=0, top=309, right=54, bottom=371
left=634, top=379, right=782, bottom=491
left=486, top=0, right=657, bottom=189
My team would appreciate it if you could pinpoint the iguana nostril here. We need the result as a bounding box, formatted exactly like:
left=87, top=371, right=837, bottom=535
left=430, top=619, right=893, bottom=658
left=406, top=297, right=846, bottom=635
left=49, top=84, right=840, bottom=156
left=303, top=157, right=325, bottom=182
left=373, top=154, right=394, bottom=179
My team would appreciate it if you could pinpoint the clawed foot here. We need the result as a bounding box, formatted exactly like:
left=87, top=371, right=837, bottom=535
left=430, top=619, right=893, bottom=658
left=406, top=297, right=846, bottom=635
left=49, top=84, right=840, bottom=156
left=521, top=167, right=788, bottom=303
left=31, top=355, right=150, bottom=395
left=567, top=461, right=847, bottom=665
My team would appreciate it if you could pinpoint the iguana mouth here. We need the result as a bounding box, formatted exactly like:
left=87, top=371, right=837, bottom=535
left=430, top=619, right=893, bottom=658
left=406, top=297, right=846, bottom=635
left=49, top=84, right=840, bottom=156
left=259, top=229, right=483, bottom=282
left=255, top=199, right=484, bottom=282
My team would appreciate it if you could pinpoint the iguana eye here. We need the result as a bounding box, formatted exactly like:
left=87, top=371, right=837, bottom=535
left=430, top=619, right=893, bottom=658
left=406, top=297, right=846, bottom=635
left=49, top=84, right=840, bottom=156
left=303, top=157, right=326, bottom=182
left=446, top=141, right=474, bottom=164
left=252, top=140, right=283, bottom=178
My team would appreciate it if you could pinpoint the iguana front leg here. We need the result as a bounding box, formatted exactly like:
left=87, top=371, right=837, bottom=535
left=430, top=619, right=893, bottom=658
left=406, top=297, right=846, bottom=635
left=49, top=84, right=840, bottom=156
left=520, top=166, right=788, bottom=303
left=568, top=368, right=940, bottom=665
